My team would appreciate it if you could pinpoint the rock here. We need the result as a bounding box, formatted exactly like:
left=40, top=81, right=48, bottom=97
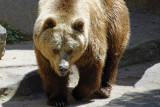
left=0, top=25, right=7, bottom=59
left=120, top=38, right=160, bottom=67
left=134, top=63, right=160, bottom=91
left=106, top=63, right=160, bottom=107
left=119, top=13, right=160, bottom=67
left=125, top=0, right=160, bottom=15
left=0, top=0, right=39, bottom=36
left=107, top=89, right=160, bottom=107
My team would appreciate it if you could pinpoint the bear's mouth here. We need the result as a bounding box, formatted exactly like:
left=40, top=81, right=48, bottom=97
left=59, top=71, right=68, bottom=76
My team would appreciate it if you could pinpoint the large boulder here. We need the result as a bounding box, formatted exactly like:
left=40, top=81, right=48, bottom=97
left=134, top=63, right=160, bottom=90
left=0, top=25, right=7, bottom=59
left=107, top=63, right=160, bottom=107
left=0, top=0, right=39, bottom=36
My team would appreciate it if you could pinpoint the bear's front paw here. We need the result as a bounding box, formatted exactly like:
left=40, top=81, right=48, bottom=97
left=72, top=87, right=86, bottom=100
left=47, top=98, right=68, bottom=107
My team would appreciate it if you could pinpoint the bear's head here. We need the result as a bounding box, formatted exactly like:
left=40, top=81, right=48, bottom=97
left=34, top=14, right=89, bottom=76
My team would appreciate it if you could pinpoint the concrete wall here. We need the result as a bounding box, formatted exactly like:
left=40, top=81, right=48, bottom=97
left=0, top=0, right=39, bottom=36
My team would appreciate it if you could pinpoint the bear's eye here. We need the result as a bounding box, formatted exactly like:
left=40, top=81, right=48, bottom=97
left=53, top=49, right=59, bottom=54
left=72, top=18, right=84, bottom=32
left=67, top=50, right=73, bottom=55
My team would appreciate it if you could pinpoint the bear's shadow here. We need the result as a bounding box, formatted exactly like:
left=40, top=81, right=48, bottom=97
left=3, top=59, right=155, bottom=107
left=2, top=69, right=103, bottom=107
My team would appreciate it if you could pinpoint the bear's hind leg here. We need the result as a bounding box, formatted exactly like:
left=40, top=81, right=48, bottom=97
left=98, top=28, right=129, bottom=98
left=98, top=51, right=122, bottom=98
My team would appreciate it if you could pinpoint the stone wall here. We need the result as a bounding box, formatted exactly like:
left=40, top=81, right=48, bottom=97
left=0, top=0, right=39, bottom=36
left=125, top=0, right=160, bottom=15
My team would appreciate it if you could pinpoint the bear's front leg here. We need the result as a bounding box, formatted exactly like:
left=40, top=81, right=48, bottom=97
left=43, top=74, right=69, bottom=107
left=34, top=46, right=69, bottom=107
left=72, top=60, right=103, bottom=100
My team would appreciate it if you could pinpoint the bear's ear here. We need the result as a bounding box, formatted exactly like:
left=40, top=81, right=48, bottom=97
left=72, top=18, right=84, bottom=32
left=42, top=17, right=57, bottom=31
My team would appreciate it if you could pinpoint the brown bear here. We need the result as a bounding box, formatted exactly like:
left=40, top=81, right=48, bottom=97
left=33, top=0, right=130, bottom=106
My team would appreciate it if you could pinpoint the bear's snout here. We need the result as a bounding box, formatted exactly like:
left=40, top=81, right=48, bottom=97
left=59, top=66, right=68, bottom=72
left=59, top=59, right=69, bottom=76
left=59, top=55, right=69, bottom=76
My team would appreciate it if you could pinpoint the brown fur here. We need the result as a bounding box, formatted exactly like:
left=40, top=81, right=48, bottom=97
left=34, top=0, right=130, bottom=106
left=34, top=46, right=69, bottom=105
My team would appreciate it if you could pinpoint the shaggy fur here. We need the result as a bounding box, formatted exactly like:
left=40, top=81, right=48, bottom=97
left=33, top=0, right=130, bottom=106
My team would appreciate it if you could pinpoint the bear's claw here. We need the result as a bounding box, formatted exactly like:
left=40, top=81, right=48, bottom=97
left=47, top=99, right=68, bottom=107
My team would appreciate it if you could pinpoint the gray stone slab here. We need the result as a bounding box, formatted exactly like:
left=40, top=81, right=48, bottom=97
left=106, top=63, right=160, bottom=107
left=125, top=0, right=160, bottom=15
left=120, top=38, right=160, bottom=67
left=107, top=89, right=160, bottom=107
left=134, top=63, right=160, bottom=91
left=120, top=13, right=160, bottom=67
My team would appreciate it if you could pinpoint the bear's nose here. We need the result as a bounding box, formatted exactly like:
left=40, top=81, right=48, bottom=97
left=59, top=66, right=68, bottom=72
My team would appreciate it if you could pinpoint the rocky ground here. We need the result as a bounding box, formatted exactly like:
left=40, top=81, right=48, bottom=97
left=0, top=12, right=160, bottom=107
